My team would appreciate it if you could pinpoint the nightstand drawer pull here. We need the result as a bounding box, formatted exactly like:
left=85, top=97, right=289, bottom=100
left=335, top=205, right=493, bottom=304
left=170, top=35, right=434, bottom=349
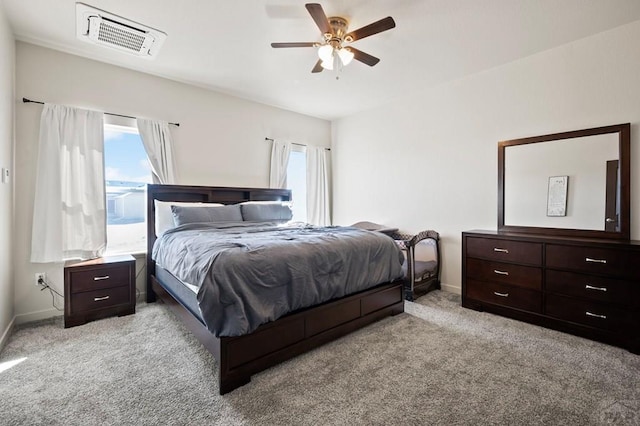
left=493, top=248, right=509, bottom=253
left=493, top=270, right=509, bottom=276
left=585, top=284, right=607, bottom=292
left=94, top=295, right=110, bottom=302
left=585, top=311, right=607, bottom=320
left=585, top=257, right=607, bottom=264
left=493, top=292, right=509, bottom=297
left=93, top=275, right=110, bottom=281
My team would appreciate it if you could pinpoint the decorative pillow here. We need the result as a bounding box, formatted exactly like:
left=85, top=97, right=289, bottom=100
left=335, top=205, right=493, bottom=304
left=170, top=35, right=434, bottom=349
left=171, top=204, right=243, bottom=226
left=154, top=200, right=223, bottom=236
left=240, top=201, right=293, bottom=222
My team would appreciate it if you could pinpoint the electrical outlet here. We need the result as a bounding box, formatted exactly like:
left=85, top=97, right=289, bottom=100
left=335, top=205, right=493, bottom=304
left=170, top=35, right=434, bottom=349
left=35, top=272, right=46, bottom=286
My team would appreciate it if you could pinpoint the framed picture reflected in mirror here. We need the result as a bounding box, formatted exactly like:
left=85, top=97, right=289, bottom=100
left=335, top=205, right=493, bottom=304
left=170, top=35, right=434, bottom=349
left=547, top=175, right=568, bottom=217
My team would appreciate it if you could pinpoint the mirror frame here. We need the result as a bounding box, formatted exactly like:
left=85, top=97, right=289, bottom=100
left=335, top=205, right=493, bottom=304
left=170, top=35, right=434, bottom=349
left=498, top=123, right=630, bottom=240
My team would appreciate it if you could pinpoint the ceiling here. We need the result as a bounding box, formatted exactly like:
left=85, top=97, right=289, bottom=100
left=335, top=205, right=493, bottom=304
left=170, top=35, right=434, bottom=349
left=4, top=0, right=640, bottom=120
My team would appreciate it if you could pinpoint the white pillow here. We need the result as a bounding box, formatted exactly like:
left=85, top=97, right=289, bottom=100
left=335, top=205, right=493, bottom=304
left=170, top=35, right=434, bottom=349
left=154, top=200, right=224, bottom=236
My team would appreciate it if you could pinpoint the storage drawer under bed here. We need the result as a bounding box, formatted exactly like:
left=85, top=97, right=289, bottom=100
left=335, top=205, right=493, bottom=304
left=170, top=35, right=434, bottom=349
left=224, top=283, right=403, bottom=369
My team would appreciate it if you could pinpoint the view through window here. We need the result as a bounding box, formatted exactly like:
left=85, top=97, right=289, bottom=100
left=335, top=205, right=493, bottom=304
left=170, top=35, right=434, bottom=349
left=287, top=148, right=307, bottom=222
left=104, top=124, right=151, bottom=254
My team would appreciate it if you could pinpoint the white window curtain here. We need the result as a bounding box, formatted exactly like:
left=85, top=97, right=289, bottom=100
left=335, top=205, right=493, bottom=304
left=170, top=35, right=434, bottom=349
left=31, top=104, right=106, bottom=263
left=137, top=118, right=177, bottom=184
left=269, top=140, right=291, bottom=189
left=306, top=146, right=331, bottom=226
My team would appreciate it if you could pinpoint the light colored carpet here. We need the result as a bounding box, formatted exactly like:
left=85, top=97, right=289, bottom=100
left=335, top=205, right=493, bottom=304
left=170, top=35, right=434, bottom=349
left=1, top=291, right=639, bottom=425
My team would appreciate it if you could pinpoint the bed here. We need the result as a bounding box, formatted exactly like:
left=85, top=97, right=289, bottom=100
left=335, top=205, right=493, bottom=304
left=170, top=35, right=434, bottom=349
left=146, top=184, right=405, bottom=394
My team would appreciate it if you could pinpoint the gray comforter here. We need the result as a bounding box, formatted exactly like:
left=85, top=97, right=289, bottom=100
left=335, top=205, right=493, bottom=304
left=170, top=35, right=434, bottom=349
left=152, top=222, right=404, bottom=337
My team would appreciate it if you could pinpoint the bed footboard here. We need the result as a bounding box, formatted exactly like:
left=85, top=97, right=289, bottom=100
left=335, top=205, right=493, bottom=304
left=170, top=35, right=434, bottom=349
left=151, top=278, right=403, bottom=394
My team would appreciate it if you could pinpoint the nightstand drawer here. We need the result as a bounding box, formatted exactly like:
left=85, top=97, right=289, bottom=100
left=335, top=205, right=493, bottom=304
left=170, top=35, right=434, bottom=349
left=466, top=258, right=542, bottom=290
left=466, top=279, right=541, bottom=312
left=466, top=237, right=542, bottom=265
left=69, top=285, right=132, bottom=315
left=68, top=265, right=131, bottom=293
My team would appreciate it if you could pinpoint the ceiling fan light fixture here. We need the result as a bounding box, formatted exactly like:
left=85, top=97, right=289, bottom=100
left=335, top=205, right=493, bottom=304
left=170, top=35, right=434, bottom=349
left=318, top=44, right=334, bottom=63
left=337, top=48, right=354, bottom=66
left=320, top=60, right=334, bottom=70
left=271, top=3, right=395, bottom=74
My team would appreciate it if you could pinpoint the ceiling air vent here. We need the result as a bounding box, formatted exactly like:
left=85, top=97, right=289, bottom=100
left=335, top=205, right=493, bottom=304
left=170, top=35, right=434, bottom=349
left=76, top=3, right=166, bottom=59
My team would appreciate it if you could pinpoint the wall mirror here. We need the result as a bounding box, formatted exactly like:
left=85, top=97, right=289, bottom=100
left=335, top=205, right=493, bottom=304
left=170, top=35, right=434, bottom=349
left=498, top=123, right=630, bottom=240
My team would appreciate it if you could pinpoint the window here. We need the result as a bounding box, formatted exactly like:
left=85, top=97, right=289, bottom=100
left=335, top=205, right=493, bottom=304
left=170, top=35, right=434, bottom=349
left=287, top=146, right=307, bottom=222
left=104, top=122, right=151, bottom=254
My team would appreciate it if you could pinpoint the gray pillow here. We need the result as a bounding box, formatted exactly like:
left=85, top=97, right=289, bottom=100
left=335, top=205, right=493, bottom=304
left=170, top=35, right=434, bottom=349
left=240, top=202, right=293, bottom=222
left=171, top=204, right=243, bottom=226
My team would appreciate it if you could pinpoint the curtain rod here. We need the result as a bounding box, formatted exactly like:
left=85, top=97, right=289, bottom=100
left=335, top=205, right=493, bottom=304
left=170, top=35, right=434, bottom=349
left=22, top=98, right=180, bottom=127
left=265, top=137, right=330, bottom=151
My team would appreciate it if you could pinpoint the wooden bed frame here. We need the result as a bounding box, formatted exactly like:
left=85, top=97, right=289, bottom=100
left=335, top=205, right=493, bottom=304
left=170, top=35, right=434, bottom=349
left=146, top=184, right=405, bottom=394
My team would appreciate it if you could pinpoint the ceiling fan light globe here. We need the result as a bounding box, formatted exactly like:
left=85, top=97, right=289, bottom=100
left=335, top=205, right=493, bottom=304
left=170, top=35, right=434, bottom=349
left=320, top=60, right=334, bottom=70
left=337, top=48, right=354, bottom=66
left=318, top=44, right=334, bottom=63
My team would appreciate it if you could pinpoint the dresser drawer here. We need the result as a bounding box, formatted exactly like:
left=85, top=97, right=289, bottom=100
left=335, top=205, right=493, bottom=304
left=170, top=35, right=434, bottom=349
left=545, top=294, right=637, bottom=332
left=69, top=285, right=132, bottom=315
left=466, top=237, right=542, bottom=265
left=466, top=258, right=542, bottom=290
left=546, top=270, right=636, bottom=306
left=68, top=264, right=132, bottom=293
left=466, top=279, right=541, bottom=312
left=546, top=244, right=640, bottom=279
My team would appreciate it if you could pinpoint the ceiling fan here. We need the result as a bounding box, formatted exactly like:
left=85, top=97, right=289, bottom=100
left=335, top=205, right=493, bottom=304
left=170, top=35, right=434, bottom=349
left=271, top=3, right=396, bottom=73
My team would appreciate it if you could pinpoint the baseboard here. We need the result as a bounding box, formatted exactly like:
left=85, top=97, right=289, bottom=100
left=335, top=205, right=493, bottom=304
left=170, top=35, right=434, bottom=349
left=15, top=291, right=146, bottom=327
left=0, top=316, right=16, bottom=353
left=14, top=308, right=63, bottom=325
left=440, top=282, right=461, bottom=295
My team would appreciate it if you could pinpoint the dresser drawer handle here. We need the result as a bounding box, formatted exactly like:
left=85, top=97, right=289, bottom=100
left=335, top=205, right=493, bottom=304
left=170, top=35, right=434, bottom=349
left=585, top=311, right=607, bottom=320
left=585, top=285, right=607, bottom=292
left=94, top=296, right=110, bottom=302
left=585, top=258, right=607, bottom=264
left=493, top=292, right=509, bottom=297
left=94, top=275, right=110, bottom=281
left=493, top=270, right=509, bottom=276
left=493, top=248, right=509, bottom=253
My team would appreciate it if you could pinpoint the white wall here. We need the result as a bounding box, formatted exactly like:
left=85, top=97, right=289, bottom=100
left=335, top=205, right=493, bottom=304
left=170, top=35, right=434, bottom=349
left=14, top=42, right=330, bottom=322
left=0, top=2, right=15, bottom=348
left=332, top=20, right=640, bottom=293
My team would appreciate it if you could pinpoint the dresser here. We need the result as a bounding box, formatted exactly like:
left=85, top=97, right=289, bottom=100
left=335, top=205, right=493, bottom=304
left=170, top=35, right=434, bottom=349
left=64, top=255, right=136, bottom=328
left=462, top=230, right=640, bottom=353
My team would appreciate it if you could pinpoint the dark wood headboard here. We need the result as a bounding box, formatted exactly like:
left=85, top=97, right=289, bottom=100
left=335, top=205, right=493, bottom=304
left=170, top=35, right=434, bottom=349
left=145, top=184, right=292, bottom=302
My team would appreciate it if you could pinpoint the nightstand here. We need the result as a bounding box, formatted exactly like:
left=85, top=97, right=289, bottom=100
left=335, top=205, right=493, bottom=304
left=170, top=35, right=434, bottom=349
left=64, top=255, right=136, bottom=328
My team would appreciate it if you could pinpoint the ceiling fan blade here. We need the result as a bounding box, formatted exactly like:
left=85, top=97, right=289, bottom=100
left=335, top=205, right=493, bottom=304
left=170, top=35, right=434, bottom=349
left=305, top=3, right=331, bottom=34
left=346, top=16, right=396, bottom=42
left=311, top=59, right=324, bottom=73
left=271, top=42, right=317, bottom=48
left=349, top=47, right=380, bottom=67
